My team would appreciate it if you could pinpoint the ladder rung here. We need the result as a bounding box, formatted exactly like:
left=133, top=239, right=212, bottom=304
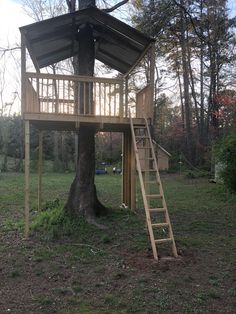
left=148, top=207, right=165, bottom=212
left=142, top=169, right=156, bottom=172
left=145, top=181, right=159, bottom=184
left=146, top=194, right=162, bottom=199
left=140, top=146, right=152, bottom=149
left=155, top=238, right=172, bottom=244
left=139, top=157, right=154, bottom=160
left=152, top=223, right=169, bottom=228
left=136, top=136, right=149, bottom=138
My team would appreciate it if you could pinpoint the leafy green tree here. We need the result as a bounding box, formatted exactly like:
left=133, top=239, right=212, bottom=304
left=216, top=133, right=236, bottom=192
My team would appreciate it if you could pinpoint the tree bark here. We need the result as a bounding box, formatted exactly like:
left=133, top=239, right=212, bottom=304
left=64, top=0, right=107, bottom=223
left=179, top=0, right=194, bottom=163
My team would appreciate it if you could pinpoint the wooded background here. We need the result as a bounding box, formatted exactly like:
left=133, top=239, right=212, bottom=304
left=0, top=0, right=235, bottom=173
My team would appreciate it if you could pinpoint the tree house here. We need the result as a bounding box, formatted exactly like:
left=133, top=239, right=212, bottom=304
left=20, top=7, right=155, bottom=237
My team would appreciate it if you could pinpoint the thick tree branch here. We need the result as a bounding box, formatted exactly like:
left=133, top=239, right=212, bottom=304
left=102, top=0, right=129, bottom=13
left=0, top=46, right=21, bottom=58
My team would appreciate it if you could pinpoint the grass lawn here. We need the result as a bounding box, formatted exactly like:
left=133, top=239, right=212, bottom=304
left=0, top=172, right=235, bottom=313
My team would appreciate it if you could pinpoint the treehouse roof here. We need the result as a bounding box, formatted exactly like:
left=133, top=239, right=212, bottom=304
left=20, top=6, right=154, bottom=75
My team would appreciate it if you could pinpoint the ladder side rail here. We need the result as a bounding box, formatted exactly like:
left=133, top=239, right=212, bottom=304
left=130, top=117, right=158, bottom=260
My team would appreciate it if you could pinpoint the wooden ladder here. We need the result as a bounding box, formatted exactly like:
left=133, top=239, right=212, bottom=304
left=130, top=116, right=178, bottom=261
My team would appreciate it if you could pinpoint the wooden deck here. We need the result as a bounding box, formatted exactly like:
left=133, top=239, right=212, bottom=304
left=22, top=72, right=152, bottom=131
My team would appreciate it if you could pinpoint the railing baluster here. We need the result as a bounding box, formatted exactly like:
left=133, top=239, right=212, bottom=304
left=112, top=84, right=116, bottom=116
left=83, top=82, right=86, bottom=115
left=69, top=80, right=72, bottom=114
left=109, top=83, right=111, bottom=116
left=104, top=83, right=106, bottom=116
left=94, top=82, right=97, bottom=115
left=88, top=82, right=90, bottom=114
left=119, top=81, right=124, bottom=118
left=99, top=83, right=101, bottom=116
left=36, top=77, right=40, bottom=112
left=77, top=80, right=79, bottom=114
left=62, top=79, right=64, bottom=114
left=46, top=79, right=49, bottom=113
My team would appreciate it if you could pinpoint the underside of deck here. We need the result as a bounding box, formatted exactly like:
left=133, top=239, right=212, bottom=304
left=24, top=113, right=145, bottom=132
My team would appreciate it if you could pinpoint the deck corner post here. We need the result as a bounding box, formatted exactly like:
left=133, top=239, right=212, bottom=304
left=122, top=131, right=136, bottom=210
left=24, top=120, right=30, bottom=239
left=130, top=140, right=136, bottom=211
left=150, top=43, right=155, bottom=122
left=37, top=130, right=43, bottom=212
left=119, top=81, right=124, bottom=118
left=21, top=33, right=26, bottom=116
left=125, top=77, right=128, bottom=118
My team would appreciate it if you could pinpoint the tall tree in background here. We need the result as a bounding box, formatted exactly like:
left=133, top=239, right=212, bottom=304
left=131, top=0, right=236, bottom=165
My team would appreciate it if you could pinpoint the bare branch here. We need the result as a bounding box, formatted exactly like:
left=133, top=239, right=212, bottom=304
left=0, top=46, right=21, bottom=58
left=102, top=0, right=129, bottom=13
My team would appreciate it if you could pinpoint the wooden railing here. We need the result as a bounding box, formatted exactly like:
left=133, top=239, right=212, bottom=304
left=24, top=72, right=153, bottom=121
left=24, top=73, right=124, bottom=117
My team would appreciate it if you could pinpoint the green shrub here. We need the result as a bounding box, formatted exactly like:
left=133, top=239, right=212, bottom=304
left=31, top=200, right=82, bottom=238
left=215, top=133, right=236, bottom=192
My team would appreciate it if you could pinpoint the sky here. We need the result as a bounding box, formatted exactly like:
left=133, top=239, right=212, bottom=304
left=0, top=0, right=236, bottom=114
left=0, top=0, right=32, bottom=114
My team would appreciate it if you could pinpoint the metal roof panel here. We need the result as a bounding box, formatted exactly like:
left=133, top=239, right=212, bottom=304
left=20, top=7, right=154, bottom=74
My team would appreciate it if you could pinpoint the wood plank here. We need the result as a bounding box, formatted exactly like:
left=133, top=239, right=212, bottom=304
left=26, top=72, right=123, bottom=84
left=155, top=238, right=172, bottom=244
left=23, top=112, right=145, bottom=125
left=37, top=131, right=43, bottom=212
left=148, top=208, right=165, bottom=212
left=24, top=121, right=30, bottom=239
left=21, top=34, right=26, bottom=114
left=152, top=223, right=169, bottom=228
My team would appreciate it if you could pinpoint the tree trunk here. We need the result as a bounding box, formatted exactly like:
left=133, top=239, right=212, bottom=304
left=64, top=0, right=107, bottom=223
left=179, top=1, right=194, bottom=163
left=199, top=0, right=206, bottom=146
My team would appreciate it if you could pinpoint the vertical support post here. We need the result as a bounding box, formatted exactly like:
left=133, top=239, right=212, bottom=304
left=119, top=80, right=124, bottom=118
left=125, top=77, right=128, bottom=117
left=24, top=120, right=30, bottom=239
left=122, top=133, right=127, bottom=205
left=122, top=131, right=136, bottom=210
left=150, top=43, right=155, bottom=121
left=75, top=132, right=78, bottom=171
left=38, top=131, right=43, bottom=211
left=130, top=141, right=136, bottom=211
